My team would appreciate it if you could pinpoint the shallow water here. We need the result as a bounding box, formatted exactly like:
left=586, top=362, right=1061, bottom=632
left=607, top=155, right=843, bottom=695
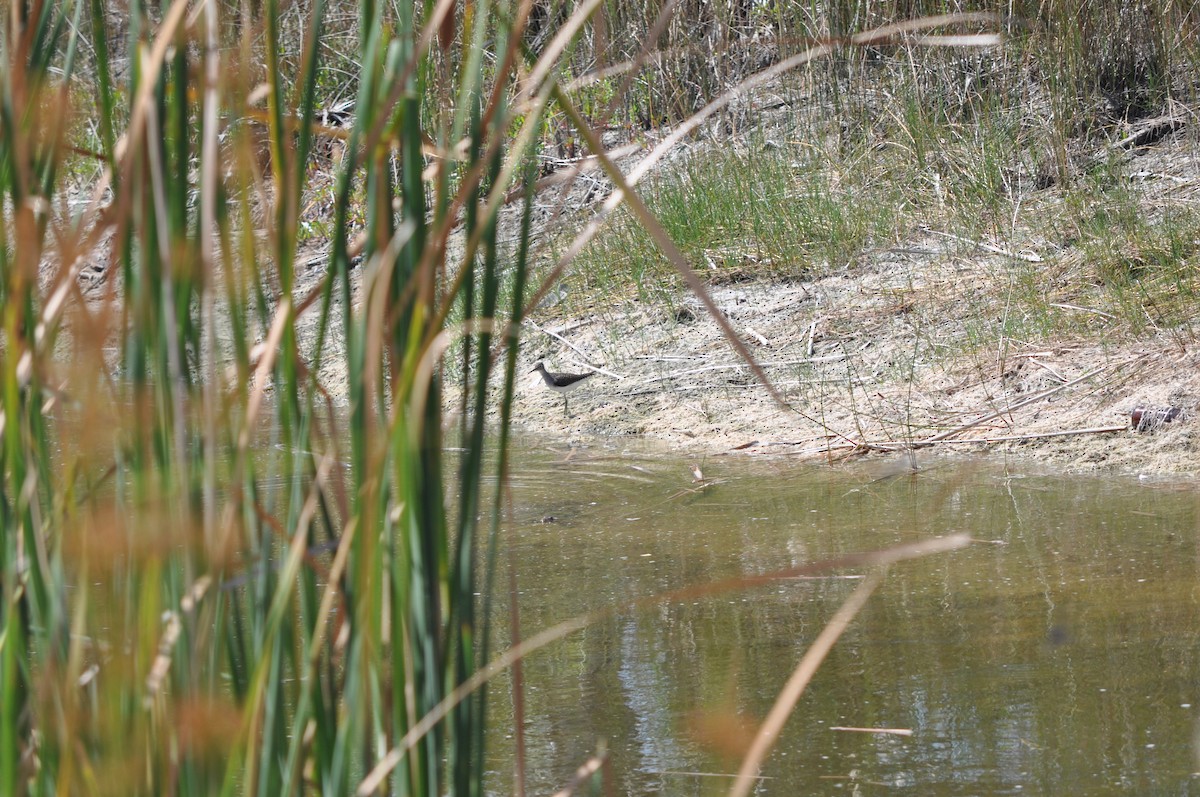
left=485, top=441, right=1200, bottom=796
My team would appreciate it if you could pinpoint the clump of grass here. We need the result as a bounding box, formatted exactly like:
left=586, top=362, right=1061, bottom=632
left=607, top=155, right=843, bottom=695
left=538, top=0, right=1197, bottom=159
left=1077, top=201, right=1200, bottom=337
left=571, top=142, right=907, bottom=300
left=562, top=90, right=1031, bottom=306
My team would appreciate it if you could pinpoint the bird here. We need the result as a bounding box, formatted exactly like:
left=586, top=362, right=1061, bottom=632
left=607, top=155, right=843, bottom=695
left=530, top=361, right=596, bottom=416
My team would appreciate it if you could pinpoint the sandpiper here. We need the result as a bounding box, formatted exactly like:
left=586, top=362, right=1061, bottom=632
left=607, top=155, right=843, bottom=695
left=530, top=361, right=596, bottom=416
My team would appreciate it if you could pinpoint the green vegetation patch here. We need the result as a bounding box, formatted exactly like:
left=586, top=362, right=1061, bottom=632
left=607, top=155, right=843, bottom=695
left=571, top=141, right=907, bottom=299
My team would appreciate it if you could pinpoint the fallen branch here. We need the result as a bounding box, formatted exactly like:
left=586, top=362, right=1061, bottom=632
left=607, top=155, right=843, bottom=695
left=871, top=424, right=1128, bottom=447
left=914, top=355, right=1148, bottom=446
left=923, top=226, right=1043, bottom=263
left=1111, top=114, right=1185, bottom=150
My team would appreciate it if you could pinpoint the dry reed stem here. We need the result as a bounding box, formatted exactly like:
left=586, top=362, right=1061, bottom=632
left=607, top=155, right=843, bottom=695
left=144, top=576, right=213, bottom=707
left=556, top=92, right=801, bottom=413
left=356, top=533, right=970, bottom=794
left=540, top=0, right=681, bottom=244
left=210, top=294, right=294, bottom=568
left=200, top=0, right=221, bottom=548
left=508, top=559, right=527, bottom=797
left=829, top=726, right=913, bottom=736
left=237, top=450, right=335, bottom=790
left=303, top=515, right=358, bottom=673
left=728, top=570, right=885, bottom=797
left=917, top=354, right=1150, bottom=446
left=897, top=424, right=1129, bottom=446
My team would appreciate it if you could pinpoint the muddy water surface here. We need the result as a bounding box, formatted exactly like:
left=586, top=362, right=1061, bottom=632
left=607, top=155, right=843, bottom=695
left=485, top=441, right=1200, bottom=796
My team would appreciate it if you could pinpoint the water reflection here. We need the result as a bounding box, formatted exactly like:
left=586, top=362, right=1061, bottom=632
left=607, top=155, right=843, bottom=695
left=487, top=441, right=1200, bottom=796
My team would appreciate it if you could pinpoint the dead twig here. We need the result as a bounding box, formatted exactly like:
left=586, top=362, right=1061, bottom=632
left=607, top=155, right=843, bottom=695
left=744, top=326, right=770, bottom=346
left=1027, top=358, right=1067, bottom=383
left=923, top=226, right=1043, bottom=263
left=873, top=425, right=1128, bottom=447
left=915, top=355, right=1148, bottom=446
left=1049, top=302, right=1117, bottom=320
left=729, top=570, right=886, bottom=797
left=1111, top=115, right=1185, bottom=150
left=524, top=319, right=623, bottom=378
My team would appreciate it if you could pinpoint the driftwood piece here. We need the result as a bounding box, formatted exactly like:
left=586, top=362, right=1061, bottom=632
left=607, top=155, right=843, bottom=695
left=1112, top=115, right=1185, bottom=150
left=1130, top=405, right=1184, bottom=432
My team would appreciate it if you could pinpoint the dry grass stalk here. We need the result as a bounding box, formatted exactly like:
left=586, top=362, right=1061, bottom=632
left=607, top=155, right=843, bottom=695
left=729, top=570, right=886, bottom=797
left=358, top=534, right=970, bottom=793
